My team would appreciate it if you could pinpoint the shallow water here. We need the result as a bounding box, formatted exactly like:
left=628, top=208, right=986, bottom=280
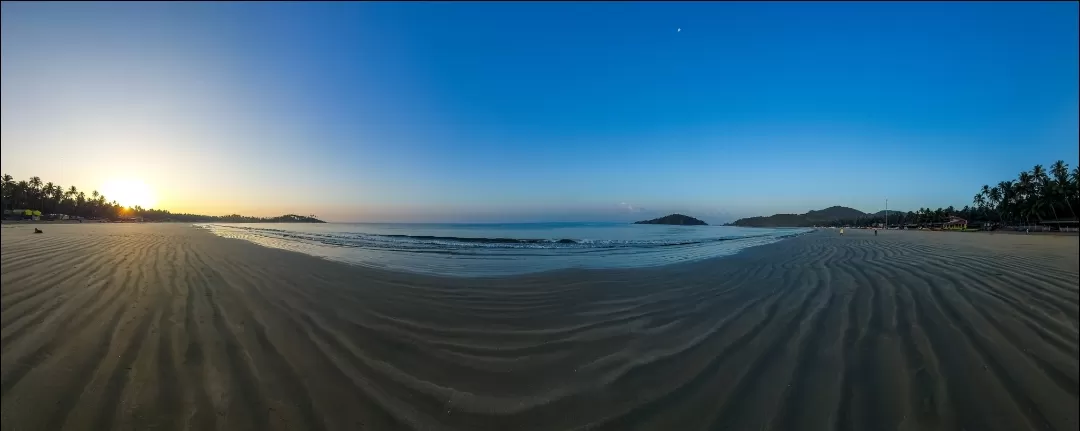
left=199, top=222, right=813, bottom=276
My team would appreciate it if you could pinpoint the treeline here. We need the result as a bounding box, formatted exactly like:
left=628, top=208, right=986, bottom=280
left=825, top=160, right=1079, bottom=228
left=123, top=209, right=325, bottom=223
left=824, top=208, right=981, bottom=228
left=1, top=174, right=324, bottom=223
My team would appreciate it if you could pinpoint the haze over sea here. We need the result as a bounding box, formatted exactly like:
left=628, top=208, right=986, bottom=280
left=202, top=222, right=811, bottom=276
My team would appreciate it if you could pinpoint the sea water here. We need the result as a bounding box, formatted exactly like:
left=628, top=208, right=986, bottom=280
left=199, top=222, right=812, bottom=277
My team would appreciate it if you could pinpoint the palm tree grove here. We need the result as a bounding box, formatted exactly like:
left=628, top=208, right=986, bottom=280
left=1, top=174, right=323, bottom=223
left=821, top=160, right=1079, bottom=230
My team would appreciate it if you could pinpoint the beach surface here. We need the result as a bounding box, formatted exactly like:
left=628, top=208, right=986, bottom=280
left=2, top=224, right=1077, bottom=431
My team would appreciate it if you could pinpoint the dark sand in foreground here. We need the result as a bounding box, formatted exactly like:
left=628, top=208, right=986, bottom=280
left=2, top=224, right=1077, bottom=431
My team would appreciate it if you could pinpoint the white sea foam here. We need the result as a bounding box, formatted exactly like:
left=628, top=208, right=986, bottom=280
left=198, top=222, right=812, bottom=276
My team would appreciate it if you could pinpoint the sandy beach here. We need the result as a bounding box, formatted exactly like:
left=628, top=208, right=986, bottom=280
left=1, top=224, right=1077, bottom=431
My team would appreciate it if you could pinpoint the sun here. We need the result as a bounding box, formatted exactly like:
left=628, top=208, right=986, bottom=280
left=100, top=178, right=157, bottom=209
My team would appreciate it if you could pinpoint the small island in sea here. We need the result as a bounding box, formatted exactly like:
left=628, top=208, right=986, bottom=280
left=633, top=214, right=708, bottom=226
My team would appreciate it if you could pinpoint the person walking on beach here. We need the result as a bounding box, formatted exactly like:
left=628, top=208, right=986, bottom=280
left=840, top=228, right=844, bottom=236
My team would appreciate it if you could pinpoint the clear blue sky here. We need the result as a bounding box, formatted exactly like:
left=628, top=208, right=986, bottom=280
left=2, top=2, right=1077, bottom=223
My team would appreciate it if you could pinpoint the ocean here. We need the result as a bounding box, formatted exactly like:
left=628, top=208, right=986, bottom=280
left=199, top=222, right=813, bottom=277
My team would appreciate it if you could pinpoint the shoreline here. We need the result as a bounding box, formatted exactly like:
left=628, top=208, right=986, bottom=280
left=2, top=223, right=1077, bottom=430
left=198, top=223, right=817, bottom=278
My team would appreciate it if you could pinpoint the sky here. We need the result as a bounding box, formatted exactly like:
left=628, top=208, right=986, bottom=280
left=2, top=2, right=1077, bottom=223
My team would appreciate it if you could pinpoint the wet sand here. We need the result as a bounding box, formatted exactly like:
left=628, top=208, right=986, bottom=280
left=1, top=224, right=1077, bottom=431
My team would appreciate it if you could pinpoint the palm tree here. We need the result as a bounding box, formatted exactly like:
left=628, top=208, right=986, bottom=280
left=978, top=184, right=994, bottom=222
left=1050, top=160, right=1076, bottom=219
left=1031, top=164, right=1059, bottom=222
left=89, top=190, right=100, bottom=218
left=1016, top=171, right=1032, bottom=222
left=12, top=181, right=26, bottom=208
left=1, top=174, right=13, bottom=210
left=65, top=186, right=78, bottom=216
left=53, top=185, right=64, bottom=212
left=1073, top=167, right=1080, bottom=204
left=76, top=191, right=86, bottom=217
left=28, top=176, right=43, bottom=210
left=986, top=186, right=1002, bottom=224
left=973, top=192, right=988, bottom=221
left=42, top=182, right=55, bottom=212
left=1001, top=180, right=1017, bottom=224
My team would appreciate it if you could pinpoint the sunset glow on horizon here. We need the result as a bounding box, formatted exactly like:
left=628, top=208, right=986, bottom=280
left=100, top=178, right=156, bottom=209
left=1, top=2, right=1076, bottom=223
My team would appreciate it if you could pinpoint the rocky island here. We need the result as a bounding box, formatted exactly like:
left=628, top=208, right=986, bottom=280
left=633, top=214, right=708, bottom=226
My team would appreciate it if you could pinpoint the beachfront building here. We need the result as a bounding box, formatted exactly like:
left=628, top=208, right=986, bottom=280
left=942, top=216, right=968, bottom=230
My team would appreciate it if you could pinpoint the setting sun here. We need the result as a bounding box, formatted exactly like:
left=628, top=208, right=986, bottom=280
left=100, top=178, right=157, bottom=209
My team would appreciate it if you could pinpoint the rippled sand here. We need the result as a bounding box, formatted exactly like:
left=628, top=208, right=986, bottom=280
left=1, top=224, right=1077, bottom=430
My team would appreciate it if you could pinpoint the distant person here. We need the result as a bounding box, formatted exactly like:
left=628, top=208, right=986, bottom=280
left=840, top=228, right=844, bottom=236
left=874, top=228, right=878, bottom=236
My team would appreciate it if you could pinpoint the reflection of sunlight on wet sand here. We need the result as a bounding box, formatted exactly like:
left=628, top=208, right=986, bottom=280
left=100, top=178, right=156, bottom=208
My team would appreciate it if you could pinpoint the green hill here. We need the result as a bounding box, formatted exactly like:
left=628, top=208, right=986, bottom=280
left=633, top=214, right=708, bottom=226
left=728, top=206, right=868, bottom=227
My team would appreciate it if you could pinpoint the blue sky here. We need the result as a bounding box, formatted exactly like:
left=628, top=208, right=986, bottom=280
left=2, top=2, right=1077, bottom=223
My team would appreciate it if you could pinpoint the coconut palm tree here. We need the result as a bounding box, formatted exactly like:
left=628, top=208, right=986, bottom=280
left=1030, top=164, right=1059, bottom=222
left=13, top=185, right=21, bottom=210
left=1050, top=160, right=1076, bottom=219
left=996, top=181, right=1013, bottom=223
left=1, top=174, right=13, bottom=210
left=76, top=191, right=86, bottom=217
left=88, top=190, right=99, bottom=217
left=1016, top=171, right=1032, bottom=211
left=28, top=176, right=43, bottom=210
left=53, top=185, right=64, bottom=212
left=42, top=182, right=54, bottom=212
left=973, top=192, right=988, bottom=221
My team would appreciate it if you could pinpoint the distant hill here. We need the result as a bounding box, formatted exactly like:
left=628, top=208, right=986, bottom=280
left=633, top=214, right=708, bottom=226
left=804, top=206, right=866, bottom=221
left=729, top=206, right=869, bottom=227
